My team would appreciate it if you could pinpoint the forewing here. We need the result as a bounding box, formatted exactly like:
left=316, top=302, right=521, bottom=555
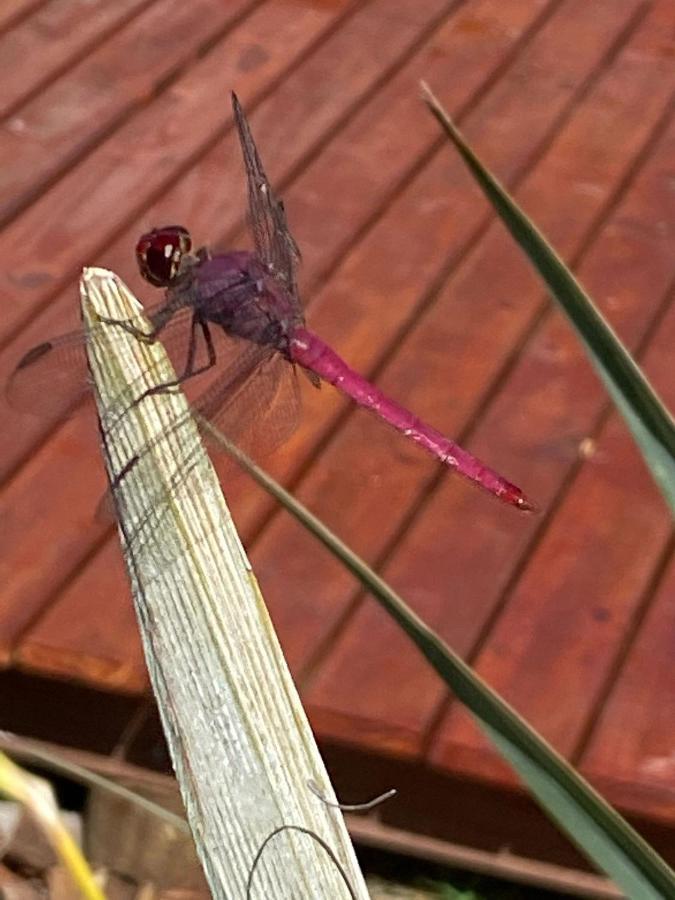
left=7, top=330, right=94, bottom=417
left=6, top=303, right=194, bottom=418
left=231, top=93, right=302, bottom=315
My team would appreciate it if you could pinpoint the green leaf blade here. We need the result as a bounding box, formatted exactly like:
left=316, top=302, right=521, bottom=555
left=421, top=81, right=675, bottom=514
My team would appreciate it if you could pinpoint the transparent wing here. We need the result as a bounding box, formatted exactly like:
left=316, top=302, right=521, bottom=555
left=197, top=345, right=300, bottom=459
left=96, top=336, right=301, bottom=525
left=6, top=303, right=195, bottom=418
left=231, top=92, right=303, bottom=317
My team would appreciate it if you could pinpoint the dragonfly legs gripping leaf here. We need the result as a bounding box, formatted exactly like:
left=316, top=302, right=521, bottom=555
left=98, top=309, right=218, bottom=434
left=95, top=313, right=157, bottom=342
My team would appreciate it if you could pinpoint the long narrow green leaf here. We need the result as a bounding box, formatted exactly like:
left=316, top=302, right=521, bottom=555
left=198, top=418, right=675, bottom=899
left=421, top=82, right=675, bottom=514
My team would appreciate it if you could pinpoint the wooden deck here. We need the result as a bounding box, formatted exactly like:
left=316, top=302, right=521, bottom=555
left=1, top=0, right=674, bottom=875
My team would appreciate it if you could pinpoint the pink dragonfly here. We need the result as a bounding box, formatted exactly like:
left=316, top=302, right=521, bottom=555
left=8, top=93, right=532, bottom=512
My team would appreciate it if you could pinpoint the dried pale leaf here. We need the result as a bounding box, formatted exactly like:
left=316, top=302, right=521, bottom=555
left=81, top=267, right=367, bottom=900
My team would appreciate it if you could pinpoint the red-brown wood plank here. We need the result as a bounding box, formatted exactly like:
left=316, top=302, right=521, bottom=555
left=298, top=0, right=675, bottom=755
left=429, top=286, right=675, bottom=795
left=0, top=0, right=48, bottom=33
left=0, top=0, right=153, bottom=120
left=581, top=546, right=675, bottom=824
left=17, top=540, right=147, bottom=693
left=0, top=0, right=267, bottom=227
left=5, top=0, right=482, bottom=682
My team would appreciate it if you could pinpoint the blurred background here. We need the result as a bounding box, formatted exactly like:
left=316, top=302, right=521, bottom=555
left=0, top=0, right=674, bottom=895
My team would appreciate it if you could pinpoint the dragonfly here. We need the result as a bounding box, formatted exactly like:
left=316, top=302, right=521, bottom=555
left=8, top=93, right=533, bottom=512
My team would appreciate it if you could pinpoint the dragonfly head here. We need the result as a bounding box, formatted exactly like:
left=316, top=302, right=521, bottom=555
left=136, top=226, right=193, bottom=287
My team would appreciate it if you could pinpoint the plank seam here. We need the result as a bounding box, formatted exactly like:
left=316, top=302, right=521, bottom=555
left=0, top=0, right=267, bottom=232
left=0, top=0, right=50, bottom=39
left=569, top=273, right=675, bottom=763
left=10, top=528, right=122, bottom=665
left=0, top=0, right=166, bottom=125
left=217, top=0, right=471, bottom=244
left=575, top=530, right=675, bottom=769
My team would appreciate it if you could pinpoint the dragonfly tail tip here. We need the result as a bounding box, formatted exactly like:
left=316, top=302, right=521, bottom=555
left=515, top=493, right=537, bottom=513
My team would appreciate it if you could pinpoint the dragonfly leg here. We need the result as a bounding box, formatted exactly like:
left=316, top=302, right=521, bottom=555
left=97, top=298, right=181, bottom=343
left=96, top=313, right=158, bottom=342
left=136, top=315, right=216, bottom=401
left=102, top=314, right=217, bottom=439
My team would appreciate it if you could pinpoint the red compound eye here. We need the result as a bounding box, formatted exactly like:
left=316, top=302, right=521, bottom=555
left=136, top=226, right=192, bottom=287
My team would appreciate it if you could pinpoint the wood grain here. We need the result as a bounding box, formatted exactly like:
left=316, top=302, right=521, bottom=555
left=0, top=0, right=263, bottom=226
left=0, top=0, right=48, bottom=33
left=0, top=0, right=151, bottom=120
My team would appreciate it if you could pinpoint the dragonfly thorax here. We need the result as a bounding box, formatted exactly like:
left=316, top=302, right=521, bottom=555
left=190, top=251, right=299, bottom=357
